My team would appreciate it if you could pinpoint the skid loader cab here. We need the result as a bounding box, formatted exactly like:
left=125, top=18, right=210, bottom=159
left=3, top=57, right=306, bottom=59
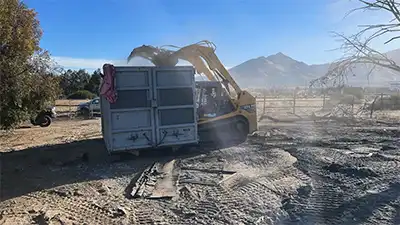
left=195, top=81, right=236, bottom=120
left=195, top=80, right=252, bottom=144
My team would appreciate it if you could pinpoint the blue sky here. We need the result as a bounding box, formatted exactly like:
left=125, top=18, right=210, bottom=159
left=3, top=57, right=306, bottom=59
left=25, top=0, right=399, bottom=71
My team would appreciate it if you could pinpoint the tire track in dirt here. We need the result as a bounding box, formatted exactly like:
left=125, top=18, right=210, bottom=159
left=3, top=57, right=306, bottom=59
left=0, top=186, right=137, bottom=224
left=3, top=121, right=398, bottom=224
left=277, top=125, right=400, bottom=225
left=134, top=200, right=172, bottom=225
left=253, top=123, right=398, bottom=224
left=171, top=140, right=306, bottom=225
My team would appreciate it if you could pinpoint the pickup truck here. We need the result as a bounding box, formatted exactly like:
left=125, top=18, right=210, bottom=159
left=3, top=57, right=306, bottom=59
left=76, top=97, right=101, bottom=118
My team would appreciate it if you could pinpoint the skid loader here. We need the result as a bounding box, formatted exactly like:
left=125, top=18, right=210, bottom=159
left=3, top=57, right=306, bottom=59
left=127, top=40, right=257, bottom=144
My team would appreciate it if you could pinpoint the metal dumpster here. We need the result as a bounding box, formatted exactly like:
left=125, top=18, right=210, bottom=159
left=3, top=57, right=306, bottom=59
left=100, top=65, right=198, bottom=153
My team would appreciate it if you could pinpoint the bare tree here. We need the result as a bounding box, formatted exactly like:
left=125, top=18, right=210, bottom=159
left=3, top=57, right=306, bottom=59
left=311, top=0, right=400, bottom=88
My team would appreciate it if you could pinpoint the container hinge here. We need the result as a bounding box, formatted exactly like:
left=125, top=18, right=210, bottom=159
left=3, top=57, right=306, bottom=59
left=151, top=99, right=157, bottom=108
left=142, top=133, right=154, bottom=145
left=156, top=130, right=168, bottom=146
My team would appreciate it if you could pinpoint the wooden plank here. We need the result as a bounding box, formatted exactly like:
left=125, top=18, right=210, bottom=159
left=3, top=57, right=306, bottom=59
left=130, top=162, right=156, bottom=198
left=149, top=160, right=178, bottom=199
left=180, top=167, right=236, bottom=175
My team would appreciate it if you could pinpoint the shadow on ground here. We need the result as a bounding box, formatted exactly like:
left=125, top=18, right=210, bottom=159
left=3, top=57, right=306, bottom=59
left=0, top=138, right=238, bottom=201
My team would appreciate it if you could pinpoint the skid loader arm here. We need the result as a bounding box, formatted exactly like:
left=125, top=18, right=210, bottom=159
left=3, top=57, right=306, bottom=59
left=127, top=45, right=178, bottom=67
left=171, top=41, right=241, bottom=95
left=127, top=41, right=237, bottom=85
left=127, top=40, right=258, bottom=137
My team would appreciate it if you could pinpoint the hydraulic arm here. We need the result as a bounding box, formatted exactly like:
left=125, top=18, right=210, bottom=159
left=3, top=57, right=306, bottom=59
left=127, top=40, right=241, bottom=97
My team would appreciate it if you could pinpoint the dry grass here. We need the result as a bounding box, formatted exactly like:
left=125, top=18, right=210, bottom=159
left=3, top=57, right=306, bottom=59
left=56, top=99, right=89, bottom=105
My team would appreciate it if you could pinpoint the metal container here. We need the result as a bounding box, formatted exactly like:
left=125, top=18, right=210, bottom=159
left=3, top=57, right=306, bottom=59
left=100, top=66, right=198, bottom=153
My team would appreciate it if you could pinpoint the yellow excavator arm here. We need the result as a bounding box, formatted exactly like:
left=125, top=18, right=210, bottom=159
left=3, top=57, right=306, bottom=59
left=127, top=40, right=240, bottom=96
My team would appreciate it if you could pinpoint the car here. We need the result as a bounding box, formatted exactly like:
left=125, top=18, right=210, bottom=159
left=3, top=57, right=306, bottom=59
left=76, top=97, right=101, bottom=118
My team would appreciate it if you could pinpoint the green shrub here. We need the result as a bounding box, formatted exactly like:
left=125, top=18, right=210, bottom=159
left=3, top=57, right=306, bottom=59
left=67, top=90, right=96, bottom=100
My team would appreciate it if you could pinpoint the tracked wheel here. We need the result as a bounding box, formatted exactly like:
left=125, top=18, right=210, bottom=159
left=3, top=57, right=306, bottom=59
left=234, top=120, right=249, bottom=143
left=198, top=116, right=249, bottom=147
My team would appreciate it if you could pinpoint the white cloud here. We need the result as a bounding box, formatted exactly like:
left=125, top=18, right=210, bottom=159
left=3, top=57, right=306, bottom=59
left=52, top=56, right=152, bottom=70
left=52, top=56, right=232, bottom=71
left=52, top=56, right=111, bottom=69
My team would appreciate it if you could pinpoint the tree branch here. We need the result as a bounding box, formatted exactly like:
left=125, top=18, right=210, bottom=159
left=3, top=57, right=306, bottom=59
left=311, top=31, right=400, bottom=89
left=347, top=0, right=400, bottom=44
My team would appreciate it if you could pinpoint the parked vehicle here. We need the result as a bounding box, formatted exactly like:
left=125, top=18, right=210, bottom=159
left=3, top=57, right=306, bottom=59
left=76, top=97, right=101, bottom=119
left=30, top=106, right=57, bottom=127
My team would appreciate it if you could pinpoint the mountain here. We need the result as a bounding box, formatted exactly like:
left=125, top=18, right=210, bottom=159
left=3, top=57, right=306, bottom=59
left=228, top=50, right=400, bottom=88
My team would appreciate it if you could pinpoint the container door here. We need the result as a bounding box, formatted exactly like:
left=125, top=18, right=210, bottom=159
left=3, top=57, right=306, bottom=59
left=109, top=67, right=156, bottom=151
left=152, top=67, right=198, bottom=147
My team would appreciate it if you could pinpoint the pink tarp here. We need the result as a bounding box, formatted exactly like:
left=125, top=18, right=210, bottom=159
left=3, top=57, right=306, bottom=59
left=100, top=64, right=117, bottom=103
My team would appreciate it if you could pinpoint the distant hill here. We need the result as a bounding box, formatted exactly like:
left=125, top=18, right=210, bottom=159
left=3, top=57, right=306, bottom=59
left=228, top=49, right=400, bottom=88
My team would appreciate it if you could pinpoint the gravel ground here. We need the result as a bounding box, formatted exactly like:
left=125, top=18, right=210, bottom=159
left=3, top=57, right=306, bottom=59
left=0, top=118, right=399, bottom=225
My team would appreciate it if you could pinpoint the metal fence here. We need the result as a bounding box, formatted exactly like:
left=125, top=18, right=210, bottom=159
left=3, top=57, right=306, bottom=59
left=256, top=90, right=400, bottom=121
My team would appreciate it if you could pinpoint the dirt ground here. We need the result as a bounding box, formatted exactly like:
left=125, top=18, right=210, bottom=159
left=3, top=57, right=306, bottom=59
left=0, top=119, right=101, bottom=151
left=1, top=116, right=400, bottom=225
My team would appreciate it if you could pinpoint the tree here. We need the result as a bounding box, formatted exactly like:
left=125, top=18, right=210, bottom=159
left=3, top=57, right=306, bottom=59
left=59, top=69, right=74, bottom=96
left=59, top=69, right=91, bottom=96
left=311, top=0, right=400, bottom=88
left=84, top=69, right=102, bottom=95
left=59, top=68, right=102, bottom=97
left=0, top=0, right=61, bottom=129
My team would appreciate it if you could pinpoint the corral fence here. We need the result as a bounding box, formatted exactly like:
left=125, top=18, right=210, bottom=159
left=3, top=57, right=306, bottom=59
left=55, top=99, right=97, bottom=119
left=55, top=101, right=78, bottom=118
left=255, top=90, right=328, bottom=120
left=257, top=94, right=328, bottom=116
left=255, top=89, right=400, bottom=121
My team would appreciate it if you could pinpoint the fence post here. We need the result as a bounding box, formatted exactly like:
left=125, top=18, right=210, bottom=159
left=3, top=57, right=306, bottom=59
left=293, top=89, right=297, bottom=114
left=381, top=93, right=384, bottom=109
left=322, top=92, right=326, bottom=110
left=351, top=95, right=355, bottom=115
left=263, top=89, right=266, bottom=116
left=370, top=95, right=379, bottom=118
left=68, top=100, right=72, bottom=119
